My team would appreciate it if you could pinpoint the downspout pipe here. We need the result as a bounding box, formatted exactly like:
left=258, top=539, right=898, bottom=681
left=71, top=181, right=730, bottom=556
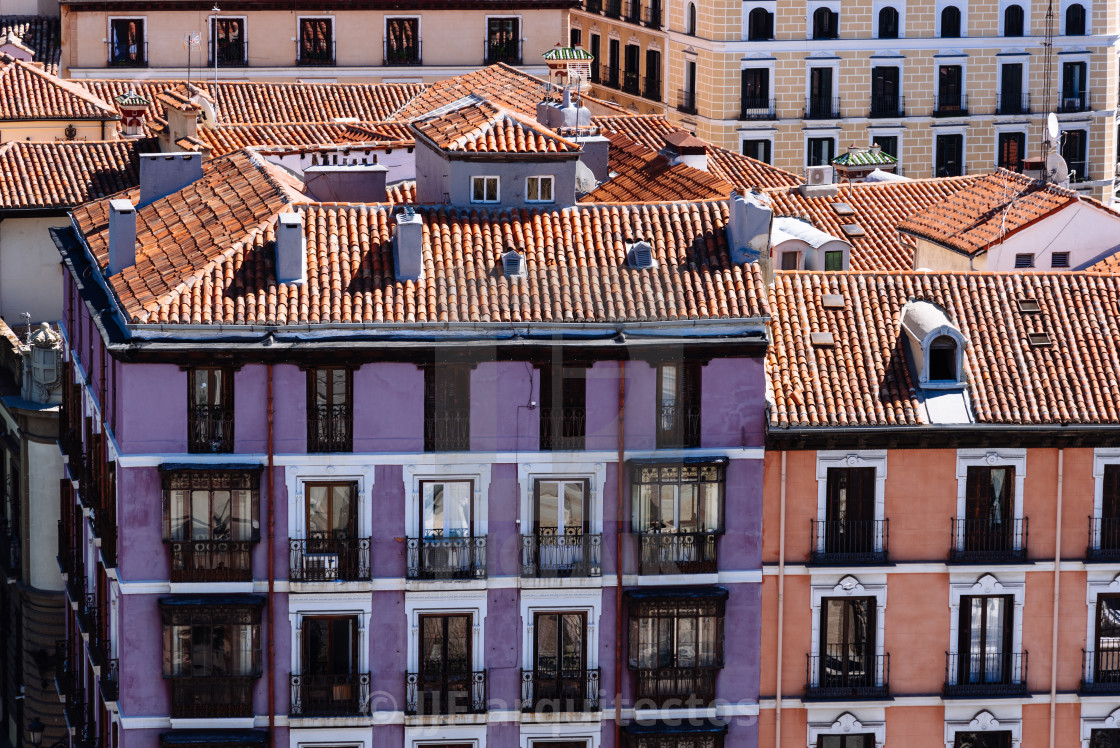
left=267, top=364, right=276, bottom=742
left=615, top=360, right=625, bottom=748
left=775, top=451, right=787, bottom=748
left=1049, top=449, right=1064, bottom=748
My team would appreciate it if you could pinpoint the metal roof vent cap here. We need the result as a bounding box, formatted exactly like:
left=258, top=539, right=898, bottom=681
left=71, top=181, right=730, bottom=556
left=502, top=248, right=525, bottom=277
left=627, top=240, right=656, bottom=269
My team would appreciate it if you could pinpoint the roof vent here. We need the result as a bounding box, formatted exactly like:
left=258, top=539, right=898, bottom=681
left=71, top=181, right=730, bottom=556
left=1051, top=251, right=1070, bottom=268
left=840, top=223, right=866, bottom=238
left=811, top=331, right=835, bottom=347
left=830, top=201, right=855, bottom=216
left=627, top=240, right=656, bottom=269
left=1016, top=298, right=1041, bottom=314
left=1028, top=332, right=1052, bottom=347
left=502, top=249, right=525, bottom=277
left=821, top=293, right=845, bottom=309
left=393, top=207, right=424, bottom=281
left=1014, top=253, right=1035, bottom=269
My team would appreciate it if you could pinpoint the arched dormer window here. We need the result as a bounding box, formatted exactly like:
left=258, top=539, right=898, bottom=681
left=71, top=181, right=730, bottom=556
left=686, top=2, right=696, bottom=35
left=878, top=6, right=899, bottom=38
left=900, top=300, right=967, bottom=389
left=1003, top=4, right=1025, bottom=35
left=747, top=7, right=774, bottom=40
left=940, top=5, right=962, bottom=37
left=1065, top=2, right=1086, bottom=35
left=928, top=336, right=958, bottom=381
left=812, top=7, right=838, bottom=39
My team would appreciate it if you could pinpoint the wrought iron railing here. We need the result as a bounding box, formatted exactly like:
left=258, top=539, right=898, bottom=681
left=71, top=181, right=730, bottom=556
left=949, top=517, right=1027, bottom=563
left=601, top=65, right=620, bottom=89
left=604, top=0, right=621, bottom=17
left=290, top=672, right=371, bottom=716
left=622, top=71, right=641, bottom=95
left=996, top=92, right=1030, bottom=114
left=168, top=539, right=253, bottom=582
left=55, top=640, right=74, bottom=702
left=169, top=675, right=257, bottom=718
left=520, top=532, right=601, bottom=577
left=298, top=40, right=336, bottom=66
left=1087, top=516, right=1120, bottom=561
left=805, top=96, right=841, bottom=119
left=638, top=531, right=718, bottom=575
left=934, top=92, right=968, bottom=116
left=677, top=89, right=697, bottom=115
left=1082, top=649, right=1120, bottom=694
left=943, top=651, right=1027, bottom=697
left=644, top=0, right=662, bottom=26
left=424, top=409, right=470, bottom=451
left=869, top=93, right=904, bottom=117
left=633, top=667, right=718, bottom=709
left=810, top=519, right=889, bottom=565
left=643, top=76, right=662, bottom=102
left=1058, top=90, right=1089, bottom=113
left=210, top=39, right=247, bottom=66
left=289, top=535, right=371, bottom=582
left=484, top=38, right=522, bottom=65
left=521, top=668, right=600, bottom=712
left=805, top=651, right=890, bottom=699
left=740, top=96, right=776, bottom=120
left=383, top=41, right=421, bottom=66
left=405, top=670, right=487, bottom=715
left=99, top=659, right=119, bottom=702
left=188, top=404, right=233, bottom=453
left=625, top=0, right=642, bottom=23
left=308, top=403, right=352, bottom=452
left=107, top=41, right=148, bottom=67
left=656, top=404, right=701, bottom=448
left=406, top=535, right=487, bottom=580
left=539, top=407, right=586, bottom=450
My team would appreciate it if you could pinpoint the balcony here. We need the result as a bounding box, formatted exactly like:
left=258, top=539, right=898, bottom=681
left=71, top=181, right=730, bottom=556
left=289, top=536, right=371, bottom=582
left=308, top=403, right=352, bottom=452
left=740, top=96, right=776, bottom=120
left=869, top=93, right=904, bottom=118
left=1081, top=650, right=1120, bottom=694
left=996, top=93, right=1031, bottom=115
left=810, top=519, right=889, bottom=565
left=949, top=517, right=1027, bottom=563
left=1058, top=90, right=1090, bottom=113
left=521, top=668, right=600, bottom=712
left=604, top=0, right=621, bottom=17
left=290, top=672, right=371, bottom=716
left=943, top=651, right=1028, bottom=698
left=169, top=675, right=256, bottom=718
left=933, top=92, right=969, bottom=117
left=168, top=539, right=253, bottom=582
left=643, top=76, right=662, bottom=102
left=622, top=71, right=641, bottom=95
left=600, top=65, right=620, bottom=90
left=64, top=696, right=86, bottom=734
left=424, top=409, right=470, bottom=451
left=520, top=532, right=602, bottom=577
left=638, top=531, right=718, bottom=575
left=188, top=404, right=233, bottom=453
left=383, top=41, right=421, bottom=66
left=485, top=39, right=522, bottom=66
left=805, top=652, right=890, bottom=700
left=298, top=42, right=335, bottom=66
left=677, top=89, right=697, bottom=115
left=405, top=670, right=487, bottom=715
left=643, top=1, right=662, bottom=27
left=540, top=407, right=586, bottom=450
left=210, top=40, right=247, bottom=67
left=633, top=667, right=718, bottom=709
left=99, top=659, right=119, bottom=703
left=656, top=404, right=701, bottom=448
left=107, top=41, right=147, bottom=67
left=805, top=96, right=841, bottom=119
left=406, top=535, right=487, bottom=580
left=625, top=0, right=642, bottom=24
left=55, top=640, right=74, bottom=703
left=1087, top=517, right=1120, bottom=561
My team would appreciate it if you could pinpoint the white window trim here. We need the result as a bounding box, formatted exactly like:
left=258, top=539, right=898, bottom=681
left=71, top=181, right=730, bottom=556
left=470, top=175, right=500, bottom=204
left=521, top=727, right=600, bottom=748
left=742, top=0, right=776, bottom=40
left=404, top=590, right=487, bottom=672
left=807, top=711, right=886, bottom=748
left=804, top=131, right=839, bottom=168
left=955, top=449, right=1026, bottom=524
left=809, top=574, right=888, bottom=678
left=944, top=708, right=1022, bottom=748
left=1092, top=449, right=1120, bottom=536
left=1060, top=0, right=1091, bottom=35
left=288, top=595, right=373, bottom=677
left=815, top=451, right=888, bottom=555
left=935, top=0, right=968, bottom=37
left=996, top=58, right=1030, bottom=112
left=404, top=463, right=492, bottom=538
left=868, top=129, right=902, bottom=161
left=525, top=175, right=555, bottom=204
left=739, top=132, right=775, bottom=164
left=805, top=0, right=841, bottom=40
left=872, top=0, right=906, bottom=39
left=293, top=728, right=371, bottom=748
left=992, top=128, right=1028, bottom=171
left=947, top=572, right=1026, bottom=665
left=869, top=57, right=905, bottom=104
left=296, top=15, right=335, bottom=56
left=804, top=57, right=840, bottom=101
left=1081, top=706, right=1120, bottom=748
left=285, top=464, right=376, bottom=542
left=106, top=16, right=147, bottom=58
left=1085, top=572, right=1120, bottom=650
left=407, top=724, right=485, bottom=748
left=998, top=0, right=1030, bottom=36
left=517, top=460, right=606, bottom=537
left=932, top=127, right=967, bottom=179
left=520, top=588, right=602, bottom=671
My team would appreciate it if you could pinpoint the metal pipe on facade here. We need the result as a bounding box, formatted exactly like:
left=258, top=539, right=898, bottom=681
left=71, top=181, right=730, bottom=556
left=1049, top=449, right=1064, bottom=748
left=775, top=451, right=787, bottom=748
left=267, top=364, right=276, bottom=740
left=614, top=359, right=625, bottom=748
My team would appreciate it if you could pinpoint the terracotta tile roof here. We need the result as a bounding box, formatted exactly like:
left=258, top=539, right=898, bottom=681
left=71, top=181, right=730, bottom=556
left=0, top=55, right=119, bottom=121
left=0, top=138, right=157, bottom=209
left=386, top=180, right=416, bottom=205
left=580, top=131, right=731, bottom=203
left=413, top=101, right=579, bottom=154
left=768, top=271, right=1120, bottom=428
left=762, top=175, right=987, bottom=272
left=593, top=114, right=802, bottom=191
left=195, top=122, right=374, bottom=156
left=0, top=16, right=60, bottom=75
left=897, top=169, right=1096, bottom=255
left=1089, top=252, right=1120, bottom=275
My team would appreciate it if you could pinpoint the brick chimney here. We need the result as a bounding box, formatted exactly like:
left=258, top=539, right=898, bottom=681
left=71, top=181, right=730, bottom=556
left=662, top=129, right=708, bottom=172
left=107, top=199, right=137, bottom=275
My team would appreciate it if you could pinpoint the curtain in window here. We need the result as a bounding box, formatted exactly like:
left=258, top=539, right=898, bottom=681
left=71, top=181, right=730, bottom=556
left=423, top=482, right=471, bottom=537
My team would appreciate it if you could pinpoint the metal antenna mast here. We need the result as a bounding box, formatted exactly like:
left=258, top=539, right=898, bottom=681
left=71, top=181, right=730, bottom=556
left=1040, top=0, right=1055, bottom=168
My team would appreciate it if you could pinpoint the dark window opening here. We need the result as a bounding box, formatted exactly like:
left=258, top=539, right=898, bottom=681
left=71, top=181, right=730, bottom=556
left=424, top=364, right=471, bottom=451
left=957, top=594, right=1013, bottom=685
left=747, top=7, right=774, bottom=40
left=486, top=18, right=520, bottom=64
left=928, top=335, right=958, bottom=381
left=1004, top=4, right=1024, bottom=35
left=540, top=365, right=586, bottom=450
left=589, top=35, right=601, bottom=83
left=742, top=138, right=771, bottom=163
left=299, top=18, right=333, bottom=65
left=656, top=362, right=701, bottom=448
left=953, top=733, right=1012, bottom=748
left=816, top=597, right=879, bottom=693
left=211, top=18, right=245, bottom=66
left=878, top=6, right=899, bottom=38
left=385, top=18, right=421, bottom=65
left=874, top=136, right=898, bottom=158
left=308, top=367, right=352, bottom=452
left=941, top=5, right=962, bottom=37
left=807, top=137, right=834, bottom=167
left=109, top=18, right=146, bottom=66
left=1061, top=128, right=1088, bottom=181
left=686, top=3, right=696, bottom=34
left=935, top=133, right=964, bottom=177
left=998, top=132, right=1026, bottom=172
left=413, top=614, right=480, bottom=714
left=188, top=367, right=233, bottom=453
left=818, top=737, right=875, bottom=748
left=1066, top=3, right=1086, bottom=35
left=812, top=7, right=839, bottom=39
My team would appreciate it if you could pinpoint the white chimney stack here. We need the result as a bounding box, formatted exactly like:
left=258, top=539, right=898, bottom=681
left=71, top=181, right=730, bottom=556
left=275, top=212, right=306, bottom=284
left=139, top=152, right=204, bottom=207
left=393, top=209, right=423, bottom=281
left=107, top=199, right=137, bottom=275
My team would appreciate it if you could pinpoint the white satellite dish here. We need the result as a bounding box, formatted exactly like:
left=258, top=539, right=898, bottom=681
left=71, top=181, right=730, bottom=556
left=1045, top=151, right=1070, bottom=187
left=1044, top=112, right=1060, bottom=149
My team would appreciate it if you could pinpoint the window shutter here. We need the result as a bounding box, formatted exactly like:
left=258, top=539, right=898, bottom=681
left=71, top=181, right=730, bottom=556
left=965, top=467, right=986, bottom=522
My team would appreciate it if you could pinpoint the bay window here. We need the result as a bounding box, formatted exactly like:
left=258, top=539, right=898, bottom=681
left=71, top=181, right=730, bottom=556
left=628, top=590, right=725, bottom=708
left=162, top=469, right=259, bottom=582
left=633, top=461, right=723, bottom=574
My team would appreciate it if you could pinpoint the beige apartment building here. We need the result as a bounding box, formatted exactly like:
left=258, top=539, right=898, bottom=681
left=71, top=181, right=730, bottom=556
left=574, top=0, right=1119, bottom=203
left=58, top=0, right=574, bottom=83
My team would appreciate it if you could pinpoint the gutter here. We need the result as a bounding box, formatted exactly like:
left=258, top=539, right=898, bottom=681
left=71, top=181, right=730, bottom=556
left=1048, top=449, right=1063, bottom=748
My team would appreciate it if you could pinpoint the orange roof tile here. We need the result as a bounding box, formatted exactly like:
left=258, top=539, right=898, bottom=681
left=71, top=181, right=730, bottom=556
left=0, top=16, right=60, bottom=74
left=413, top=101, right=579, bottom=155
left=0, top=55, right=119, bottom=121
left=580, top=131, right=731, bottom=203
left=0, top=138, right=157, bottom=209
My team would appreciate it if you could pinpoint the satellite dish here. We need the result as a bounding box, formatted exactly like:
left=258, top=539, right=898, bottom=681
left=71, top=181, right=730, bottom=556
left=1045, top=151, right=1069, bottom=187
left=1044, top=112, right=1060, bottom=149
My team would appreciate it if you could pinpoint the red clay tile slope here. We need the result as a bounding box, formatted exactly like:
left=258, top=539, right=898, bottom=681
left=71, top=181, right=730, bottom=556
left=0, top=139, right=157, bottom=209
left=580, top=131, right=731, bottom=203
left=0, top=16, right=61, bottom=74
left=413, top=101, right=579, bottom=154
left=194, top=123, right=372, bottom=156
left=0, top=55, right=119, bottom=121
left=768, top=271, right=1120, bottom=428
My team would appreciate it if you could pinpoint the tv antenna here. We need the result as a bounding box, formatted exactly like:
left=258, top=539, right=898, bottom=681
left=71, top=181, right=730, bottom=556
left=1039, top=0, right=1055, bottom=166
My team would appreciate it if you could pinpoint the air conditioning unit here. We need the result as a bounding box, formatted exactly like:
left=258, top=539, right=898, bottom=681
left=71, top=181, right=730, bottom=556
left=806, top=165, right=834, bottom=185
left=304, top=553, right=339, bottom=580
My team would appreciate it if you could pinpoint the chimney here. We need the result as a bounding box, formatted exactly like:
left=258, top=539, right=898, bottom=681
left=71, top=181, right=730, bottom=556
left=303, top=164, right=388, bottom=203
left=573, top=134, right=610, bottom=183
left=662, top=130, right=708, bottom=172
left=139, top=152, right=204, bottom=207
left=726, top=191, right=774, bottom=280
left=275, top=212, right=306, bottom=285
left=107, top=199, right=137, bottom=275
left=393, top=208, right=423, bottom=281
left=114, top=91, right=150, bottom=137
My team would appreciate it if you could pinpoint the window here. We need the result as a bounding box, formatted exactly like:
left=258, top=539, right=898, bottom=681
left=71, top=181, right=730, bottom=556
left=953, top=734, right=1012, bottom=748
left=570, top=28, right=581, bottom=49
left=307, top=367, right=351, bottom=452
left=816, top=597, right=877, bottom=692
left=211, top=18, right=245, bottom=66
left=807, top=137, right=835, bottom=167
left=524, top=479, right=595, bottom=576
left=877, top=6, right=899, bottom=38
left=742, top=138, right=771, bottom=163
left=486, top=18, right=520, bottom=64
left=999, top=63, right=1025, bottom=113
left=740, top=68, right=770, bottom=119
left=941, top=5, right=962, bottom=37
left=1091, top=595, right=1120, bottom=686
left=188, top=367, right=233, bottom=453
left=956, top=466, right=1017, bottom=558
left=747, top=7, right=774, bottom=39
left=1061, top=128, right=1088, bottom=180
left=632, top=462, right=723, bottom=574
left=1051, top=252, right=1070, bottom=268
left=818, top=738, right=874, bottom=748
left=686, top=2, right=696, bottom=34
left=421, top=480, right=473, bottom=538
left=680, top=60, right=697, bottom=113
left=808, top=67, right=834, bottom=118
left=812, top=7, right=839, bottom=39
left=998, top=132, right=1026, bottom=172
left=1060, top=61, right=1088, bottom=111
left=385, top=18, right=420, bottom=65
left=935, top=133, right=964, bottom=177
left=409, top=479, right=483, bottom=579
left=817, top=468, right=878, bottom=560
left=526, top=176, right=554, bottom=203
left=606, top=38, right=620, bottom=88
left=528, top=612, right=591, bottom=711
left=928, top=335, right=958, bottom=381
left=1065, top=2, right=1086, bottom=34
left=781, top=251, right=801, bottom=270
left=298, top=18, right=333, bottom=65
left=470, top=175, right=499, bottom=204
left=1014, top=253, right=1034, bottom=269
left=414, top=614, right=478, bottom=715
left=109, top=18, right=145, bottom=66
left=870, top=66, right=900, bottom=116
left=824, top=250, right=844, bottom=271
left=956, top=595, right=1013, bottom=685
left=291, top=482, right=368, bottom=581
left=1097, top=464, right=1120, bottom=553
left=589, top=34, right=600, bottom=83
left=656, top=361, right=701, bottom=448
left=162, top=469, right=259, bottom=582
left=873, top=135, right=898, bottom=158
left=1092, top=730, right=1120, bottom=748
left=626, top=731, right=725, bottom=748
left=644, top=49, right=662, bottom=100
left=540, top=365, right=585, bottom=450
left=623, top=43, right=641, bottom=93
left=295, top=615, right=366, bottom=715
left=937, top=65, right=965, bottom=113
left=628, top=592, right=725, bottom=707
left=1004, top=4, right=1025, bottom=35
left=424, top=363, right=470, bottom=451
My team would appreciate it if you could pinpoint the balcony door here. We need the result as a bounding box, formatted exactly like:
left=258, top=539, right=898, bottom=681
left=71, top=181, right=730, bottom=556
left=964, top=466, right=1013, bottom=552
left=935, top=134, right=964, bottom=177
left=997, top=132, right=1025, bottom=172
left=809, top=67, right=833, bottom=117
left=419, top=614, right=472, bottom=713
left=211, top=18, right=245, bottom=66
left=819, top=598, right=875, bottom=689
left=189, top=367, right=233, bottom=453
left=999, top=63, right=1023, bottom=112
left=958, top=595, right=1013, bottom=685
left=1061, top=128, right=1088, bottom=179
left=741, top=68, right=769, bottom=114
left=607, top=38, right=620, bottom=86
left=300, top=482, right=358, bottom=579
left=824, top=468, right=875, bottom=556
left=486, top=18, right=519, bottom=64
left=1061, top=61, right=1086, bottom=109
left=1102, top=466, right=1120, bottom=550
left=302, top=616, right=359, bottom=711
left=540, top=365, right=586, bottom=450
left=424, top=364, right=470, bottom=451
left=532, top=612, right=587, bottom=706
left=109, top=18, right=144, bottom=65
left=871, top=66, right=899, bottom=115
left=938, top=65, right=963, bottom=111
left=1094, top=595, right=1120, bottom=684
left=533, top=480, right=588, bottom=574
left=656, top=362, right=701, bottom=448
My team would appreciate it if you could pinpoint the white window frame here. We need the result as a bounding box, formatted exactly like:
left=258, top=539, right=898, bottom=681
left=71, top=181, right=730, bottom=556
left=947, top=572, right=1026, bottom=666
left=804, top=131, right=839, bottom=168
left=1060, top=0, right=1091, bottom=35
left=521, top=729, right=599, bottom=748
left=868, top=56, right=905, bottom=117
left=517, top=461, right=606, bottom=541
left=742, top=0, right=777, bottom=40
left=955, top=449, right=1026, bottom=525
left=935, top=0, right=968, bottom=37
left=815, top=451, right=888, bottom=556
left=106, top=16, right=147, bottom=61
left=288, top=596, right=373, bottom=678
left=404, top=589, right=487, bottom=672
left=996, top=57, right=1030, bottom=112
left=944, top=708, right=1022, bottom=748
left=809, top=574, right=888, bottom=674
left=526, top=175, right=555, bottom=203
left=807, top=711, right=886, bottom=748
left=1085, top=572, right=1120, bottom=653
left=804, top=56, right=840, bottom=102
left=1081, top=706, right=1120, bottom=748
left=1092, top=449, right=1120, bottom=542
left=520, top=588, right=602, bottom=673
left=285, top=465, right=376, bottom=544
left=207, top=15, right=247, bottom=64
left=404, top=463, right=492, bottom=540
left=407, top=725, right=485, bottom=748
left=872, top=0, right=906, bottom=39
left=868, top=128, right=903, bottom=160
left=296, top=15, right=335, bottom=62
left=485, top=14, right=523, bottom=60
left=806, top=0, right=841, bottom=40
left=992, top=125, right=1029, bottom=170
left=739, top=131, right=775, bottom=164
left=998, top=0, right=1030, bottom=36
left=931, top=126, right=967, bottom=179
left=470, top=175, right=500, bottom=204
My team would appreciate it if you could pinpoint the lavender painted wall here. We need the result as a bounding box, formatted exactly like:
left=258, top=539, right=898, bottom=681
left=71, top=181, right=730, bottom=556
left=118, top=594, right=169, bottom=717
left=117, top=467, right=169, bottom=581
left=471, top=362, right=538, bottom=453
left=702, top=358, right=765, bottom=449
left=116, top=364, right=187, bottom=454
left=354, top=364, right=424, bottom=453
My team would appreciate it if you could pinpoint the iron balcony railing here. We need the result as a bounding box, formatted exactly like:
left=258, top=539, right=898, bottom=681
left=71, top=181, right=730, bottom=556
left=1087, top=517, right=1120, bottom=561
left=210, top=39, right=247, bottom=66
left=1082, top=650, right=1120, bottom=694
left=869, top=93, right=904, bottom=117
left=657, top=404, right=701, bottom=448
left=55, top=640, right=74, bottom=703
left=643, top=76, right=662, bottom=102
left=168, top=539, right=254, bottom=582
left=99, top=659, right=119, bottom=703
left=934, top=92, right=969, bottom=116
left=604, top=0, right=621, bottom=17
left=601, top=65, right=620, bottom=89
left=805, top=651, right=890, bottom=700
left=633, top=667, right=718, bottom=709
left=1058, top=90, right=1090, bottom=113
left=64, top=696, right=85, bottom=734
left=1068, top=161, right=1090, bottom=183
left=290, top=672, right=371, bottom=716
left=644, top=0, right=662, bottom=26
left=521, top=668, right=601, bottom=712
left=188, top=404, right=233, bottom=453
left=406, top=535, right=487, bottom=580
left=943, top=651, right=1028, bottom=697
left=308, top=403, right=352, bottom=452
left=484, top=38, right=522, bottom=65
left=805, top=96, right=841, bottom=119
left=996, top=92, right=1031, bottom=114
left=638, top=531, right=718, bottom=575
left=520, top=532, right=602, bottom=577
left=107, top=41, right=148, bottom=67
left=539, top=407, right=586, bottom=450
left=383, top=41, right=421, bottom=66
left=57, top=519, right=72, bottom=578
left=677, top=89, right=697, bottom=115
left=622, top=71, right=641, bottom=95
left=424, top=409, right=470, bottom=451
left=740, top=96, right=776, bottom=120
left=298, top=40, right=336, bottom=66
left=625, top=0, right=642, bottom=23
left=169, top=675, right=257, bottom=718
left=949, top=517, right=1028, bottom=563
left=0, top=517, right=19, bottom=578
left=406, top=670, right=487, bottom=715
left=810, top=519, right=889, bottom=565
left=289, top=535, right=371, bottom=582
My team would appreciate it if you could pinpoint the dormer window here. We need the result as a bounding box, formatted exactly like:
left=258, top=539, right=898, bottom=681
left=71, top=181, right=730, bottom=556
left=471, top=176, right=499, bottom=204
left=928, top=336, right=958, bottom=381
left=627, top=241, right=656, bottom=269
left=900, top=300, right=967, bottom=389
